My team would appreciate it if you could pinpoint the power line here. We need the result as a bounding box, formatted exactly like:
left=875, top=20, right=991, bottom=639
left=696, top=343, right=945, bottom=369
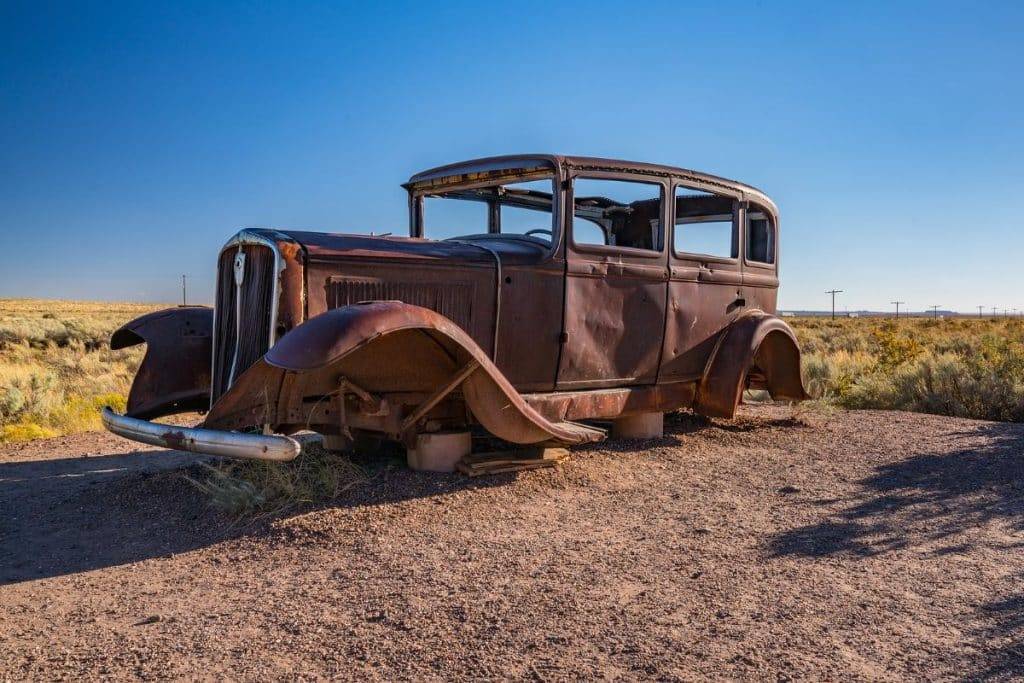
left=825, top=289, right=843, bottom=320
left=891, top=300, right=905, bottom=319
left=928, top=305, right=941, bottom=319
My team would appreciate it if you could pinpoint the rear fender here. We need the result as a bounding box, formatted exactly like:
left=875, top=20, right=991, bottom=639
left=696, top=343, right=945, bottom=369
left=203, top=302, right=603, bottom=446
left=111, top=306, right=212, bottom=419
left=694, top=312, right=808, bottom=419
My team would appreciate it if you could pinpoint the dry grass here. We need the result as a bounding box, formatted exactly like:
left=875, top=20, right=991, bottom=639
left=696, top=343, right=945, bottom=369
left=185, top=440, right=367, bottom=520
left=791, top=316, right=1024, bottom=422
left=0, top=298, right=164, bottom=443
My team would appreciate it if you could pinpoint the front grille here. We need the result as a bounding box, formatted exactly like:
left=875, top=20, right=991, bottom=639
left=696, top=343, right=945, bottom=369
left=211, top=244, right=277, bottom=403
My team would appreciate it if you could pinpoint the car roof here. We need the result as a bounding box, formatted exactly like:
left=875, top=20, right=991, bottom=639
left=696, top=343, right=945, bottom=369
left=404, top=154, right=778, bottom=215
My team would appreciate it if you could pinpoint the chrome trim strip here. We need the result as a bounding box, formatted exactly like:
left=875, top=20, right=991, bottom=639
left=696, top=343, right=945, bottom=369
left=102, top=407, right=301, bottom=462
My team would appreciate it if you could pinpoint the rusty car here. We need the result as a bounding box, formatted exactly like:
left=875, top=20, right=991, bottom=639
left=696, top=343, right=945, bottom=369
left=102, top=155, right=807, bottom=469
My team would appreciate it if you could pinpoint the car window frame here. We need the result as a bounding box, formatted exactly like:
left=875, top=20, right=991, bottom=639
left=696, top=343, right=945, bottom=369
left=743, top=204, right=777, bottom=268
left=411, top=170, right=562, bottom=259
left=669, top=180, right=741, bottom=265
left=567, top=171, right=668, bottom=260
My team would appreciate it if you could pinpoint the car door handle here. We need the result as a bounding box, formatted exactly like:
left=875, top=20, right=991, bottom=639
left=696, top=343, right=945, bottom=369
left=727, top=297, right=746, bottom=313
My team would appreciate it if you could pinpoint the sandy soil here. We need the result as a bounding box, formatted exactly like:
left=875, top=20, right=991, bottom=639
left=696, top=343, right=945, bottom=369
left=2, top=406, right=1024, bottom=681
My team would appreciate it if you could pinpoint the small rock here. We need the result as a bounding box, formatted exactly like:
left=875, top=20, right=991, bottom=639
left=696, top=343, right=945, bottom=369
left=778, top=485, right=801, bottom=494
left=133, top=615, right=161, bottom=626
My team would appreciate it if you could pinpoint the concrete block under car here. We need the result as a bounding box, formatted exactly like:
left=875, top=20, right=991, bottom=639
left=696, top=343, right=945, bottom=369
left=406, top=431, right=472, bottom=472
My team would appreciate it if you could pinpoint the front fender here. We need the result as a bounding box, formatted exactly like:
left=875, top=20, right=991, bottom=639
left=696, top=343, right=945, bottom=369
left=111, top=306, right=212, bottom=419
left=693, top=311, right=808, bottom=419
left=204, top=302, right=603, bottom=446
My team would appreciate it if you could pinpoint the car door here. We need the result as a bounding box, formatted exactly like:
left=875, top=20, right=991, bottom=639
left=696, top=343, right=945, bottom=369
left=557, top=172, right=669, bottom=389
left=659, top=181, right=747, bottom=382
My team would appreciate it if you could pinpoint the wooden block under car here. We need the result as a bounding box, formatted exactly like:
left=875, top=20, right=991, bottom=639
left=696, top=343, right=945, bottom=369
left=456, top=447, right=570, bottom=477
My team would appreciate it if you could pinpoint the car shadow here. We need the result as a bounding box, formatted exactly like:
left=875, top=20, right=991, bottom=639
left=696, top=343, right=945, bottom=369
left=767, top=419, right=1024, bottom=678
left=0, top=410, right=835, bottom=587
left=0, top=444, right=520, bottom=585
left=769, top=421, right=1024, bottom=557
left=0, top=449, right=221, bottom=585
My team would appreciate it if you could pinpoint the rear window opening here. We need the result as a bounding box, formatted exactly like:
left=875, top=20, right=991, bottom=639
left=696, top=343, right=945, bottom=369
left=746, top=207, right=775, bottom=264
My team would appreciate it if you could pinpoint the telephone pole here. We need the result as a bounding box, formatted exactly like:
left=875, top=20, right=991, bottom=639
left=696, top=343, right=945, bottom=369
left=825, top=289, right=843, bottom=320
left=182, top=275, right=187, bottom=306
left=892, top=300, right=905, bottom=319
left=978, top=305, right=984, bottom=319
left=928, top=305, right=941, bottom=319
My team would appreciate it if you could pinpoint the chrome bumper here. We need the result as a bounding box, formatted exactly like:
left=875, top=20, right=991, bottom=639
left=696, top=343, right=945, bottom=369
left=101, top=408, right=301, bottom=462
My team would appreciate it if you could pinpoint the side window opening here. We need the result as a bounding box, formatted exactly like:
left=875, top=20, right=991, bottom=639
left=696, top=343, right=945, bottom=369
left=746, top=207, right=775, bottom=264
left=571, top=178, right=663, bottom=251
left=673, top=187, right=736, bottom=259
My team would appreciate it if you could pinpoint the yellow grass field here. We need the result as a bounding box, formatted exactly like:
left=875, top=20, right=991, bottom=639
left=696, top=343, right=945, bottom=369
left=1, top=299, right=1022, bottom=443
left=0, top=299, right=164, bottom=442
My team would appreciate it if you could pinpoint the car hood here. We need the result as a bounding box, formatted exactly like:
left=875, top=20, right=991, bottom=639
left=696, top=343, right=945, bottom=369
left=268, top=229, right=550, bottom=265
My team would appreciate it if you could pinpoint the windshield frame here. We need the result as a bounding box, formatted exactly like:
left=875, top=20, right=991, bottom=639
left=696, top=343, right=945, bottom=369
left=408, top=168, right=563, bottom=259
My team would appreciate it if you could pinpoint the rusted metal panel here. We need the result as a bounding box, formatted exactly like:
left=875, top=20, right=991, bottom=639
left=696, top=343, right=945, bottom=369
left=558, top=267, right=668, bottom=387
left=694, top=312, right=808, bottom=419
left=306, top=259, right=496, bottom=357
left=524, top=382, right=696, bottom=423
left=326, top=276, right=475, bottom=334
left=492, top=262, right=564, bottom=391
left=110, top=306, right=212, bottom=419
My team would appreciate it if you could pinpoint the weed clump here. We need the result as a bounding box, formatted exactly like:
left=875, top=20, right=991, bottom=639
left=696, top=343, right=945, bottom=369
left=185, top=441, right=367, bottom=520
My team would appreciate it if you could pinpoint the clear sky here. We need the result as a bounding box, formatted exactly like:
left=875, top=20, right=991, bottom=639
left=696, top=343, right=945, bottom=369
left=2, top=1, right=1022, bottom=313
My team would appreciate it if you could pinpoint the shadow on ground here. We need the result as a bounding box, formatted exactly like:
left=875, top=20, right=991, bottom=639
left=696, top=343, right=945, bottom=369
left=0, top=442, right=558, bottom=584
left=769, top=420, right=1024, bottom=679
left=0, top=411, right=804, bottom=586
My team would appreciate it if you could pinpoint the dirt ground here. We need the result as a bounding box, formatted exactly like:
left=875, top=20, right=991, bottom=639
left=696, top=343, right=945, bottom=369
left=2, top=406, right=1023, bottom=681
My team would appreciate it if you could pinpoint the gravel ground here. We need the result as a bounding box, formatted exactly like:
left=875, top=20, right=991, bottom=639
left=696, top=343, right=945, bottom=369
left=2, top=405, right=1024, bottom=680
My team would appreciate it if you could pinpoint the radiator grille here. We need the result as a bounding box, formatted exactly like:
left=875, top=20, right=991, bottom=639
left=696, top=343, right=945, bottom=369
left=211, top=244, right=277, bottom=403
left=326, top=277, right=474, bottom=332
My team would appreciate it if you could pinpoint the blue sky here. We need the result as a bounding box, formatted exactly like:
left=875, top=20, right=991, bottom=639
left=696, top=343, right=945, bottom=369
left=1, top=0, right=1022, bottom=312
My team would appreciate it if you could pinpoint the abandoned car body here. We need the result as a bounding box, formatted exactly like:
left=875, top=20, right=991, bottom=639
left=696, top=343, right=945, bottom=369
left=103, top=155, right=807, bottom=467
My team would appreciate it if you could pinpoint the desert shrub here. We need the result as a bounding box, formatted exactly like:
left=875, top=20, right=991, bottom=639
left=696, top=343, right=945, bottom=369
left=790, top=316, right=1024, bottom=422
left=0, top=361, right=61, bottom=422
left=0, top=422, right=59, bottom=442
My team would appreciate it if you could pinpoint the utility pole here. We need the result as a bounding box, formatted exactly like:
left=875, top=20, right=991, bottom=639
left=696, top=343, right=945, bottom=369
left=978, top=305, right=984, bottom=319
left=825, top=289, right=843, bottom=320
left=182, top=275, right=187, bottom=306
left=892, top=300, right=905, bottom=319
left=992, top=307, right=998, bottom=318
left=928, top=305, right=941, bottom=319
